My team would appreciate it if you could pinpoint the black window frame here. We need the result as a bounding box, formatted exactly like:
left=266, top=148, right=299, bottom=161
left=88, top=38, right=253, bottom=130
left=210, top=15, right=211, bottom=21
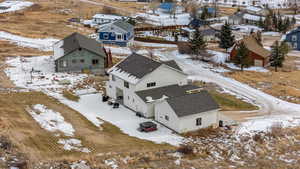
left=147, top=82, right=156, bottom=88
left=92, top=59, right=99, bottom=65
left=196, top=118, right=202, bottom=126
left=165, top=115, right=169, bottom=121
left=124, top=81, right=129, bottom=88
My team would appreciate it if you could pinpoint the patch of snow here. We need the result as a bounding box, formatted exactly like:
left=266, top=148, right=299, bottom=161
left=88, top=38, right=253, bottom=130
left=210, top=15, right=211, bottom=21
left=0, top=0, right=33, bottom=14
left=28, top=104, right=75, bottom=137
left=236, top=115, right=300, bottom=136
left=58, top=139, right=91, bottom=153
left=70, top=161, right=90, bottom=169
left=5, top=56, right=87, bottom=90
left=136, top=11, right=190, bottom=26
left=225, top=63, right=269, bottom=72
left=262, top=31, right=281, bottom=36
left=208, top=50, right=229, bottom=64
left=104, top=159, right=118, bottom=169
left=0, top=31, right=58, bottom=51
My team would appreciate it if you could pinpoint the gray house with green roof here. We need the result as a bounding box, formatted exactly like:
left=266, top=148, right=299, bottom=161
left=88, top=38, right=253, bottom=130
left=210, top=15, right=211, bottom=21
left=53, top=32, right=106, bottom=74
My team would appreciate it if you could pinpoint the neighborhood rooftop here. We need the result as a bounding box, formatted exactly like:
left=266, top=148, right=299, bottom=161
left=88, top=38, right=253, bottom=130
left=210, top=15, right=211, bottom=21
left=135, top=84, right=199, bottom=102
left=240, top=35, right=271, bottom=58
left=167, top=91, right=220, bottom=117
left=113, top=20, right=134, bottom=32
left=58, top=32, right=105, bottom=59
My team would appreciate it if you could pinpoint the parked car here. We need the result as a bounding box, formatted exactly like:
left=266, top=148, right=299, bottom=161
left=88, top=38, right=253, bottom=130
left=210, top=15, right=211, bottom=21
left=138, top=121, right=157, bottom=132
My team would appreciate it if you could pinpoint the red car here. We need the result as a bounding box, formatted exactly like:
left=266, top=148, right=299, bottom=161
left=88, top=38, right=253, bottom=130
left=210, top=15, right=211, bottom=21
left=139, top=121, right=157, bottom=132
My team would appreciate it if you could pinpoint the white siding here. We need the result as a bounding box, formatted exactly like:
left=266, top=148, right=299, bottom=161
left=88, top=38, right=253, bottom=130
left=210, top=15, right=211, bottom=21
left=155, top=101, right=181, bottom=132
left=178, top=109, right=219, bottom=133
left=53, top=40, right=64, bottom=60
left=155, top=100, right=219, bottom=133
left=135, top=65, right=187, bottom=91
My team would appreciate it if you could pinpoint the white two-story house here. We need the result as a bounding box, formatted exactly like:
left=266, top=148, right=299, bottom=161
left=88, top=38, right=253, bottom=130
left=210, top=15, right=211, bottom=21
left=106, top=53, right=220, bottom=133
left=106, top=53, right=187, bottom=118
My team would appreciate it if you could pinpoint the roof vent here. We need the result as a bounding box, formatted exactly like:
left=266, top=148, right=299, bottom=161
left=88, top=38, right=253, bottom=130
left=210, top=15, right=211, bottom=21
left=186, top=88, right=203, bottom=94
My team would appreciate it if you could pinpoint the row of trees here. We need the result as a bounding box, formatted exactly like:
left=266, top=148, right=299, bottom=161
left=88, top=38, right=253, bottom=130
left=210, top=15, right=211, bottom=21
left=258, top=10, right=296, bottom=33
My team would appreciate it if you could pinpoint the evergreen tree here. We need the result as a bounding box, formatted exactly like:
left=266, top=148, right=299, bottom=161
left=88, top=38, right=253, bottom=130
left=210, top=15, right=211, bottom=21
left=189, top=29, right=207, bottom=60
left=234, top=43, right=251, bottom=71
left=258, top=17, right=264, bottom=28
left=270, top=41, right=286, bottom=72
left=218, top=22, right=235, bottom=52
left=292, top=16, right=296, bottom=25
left=200, top=6, right=210, bottom=20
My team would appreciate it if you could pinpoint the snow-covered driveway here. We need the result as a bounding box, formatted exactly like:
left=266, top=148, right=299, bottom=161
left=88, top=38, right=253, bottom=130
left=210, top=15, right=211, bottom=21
left=158, top=50, right=300, bottom=116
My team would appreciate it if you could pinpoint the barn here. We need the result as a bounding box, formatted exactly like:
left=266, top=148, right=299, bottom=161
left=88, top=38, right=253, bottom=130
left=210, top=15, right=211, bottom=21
left=230, top=35, right=271, bottom=67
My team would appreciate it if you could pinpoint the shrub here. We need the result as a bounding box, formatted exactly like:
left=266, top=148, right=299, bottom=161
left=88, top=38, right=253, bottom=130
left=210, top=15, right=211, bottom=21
left=177, top=42, right=192, bottom=54
left=177, top=145, right=194, bottom=155
left=62, top=90, right=79, bottom=102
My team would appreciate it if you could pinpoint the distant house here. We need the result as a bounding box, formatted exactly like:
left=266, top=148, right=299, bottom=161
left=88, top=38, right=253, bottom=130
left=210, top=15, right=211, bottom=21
left=53, top=32, right=106, bottom=74
left=97, top=20, right=134, bottom=47
left=244, top=6, right=268, bottom=16
left=197, top=7, right=216, bottom=17
left=285, top=26, right=300, bottom=51
left=228, top=11, right=265, bottom=25
left=181, top=27, right=219, bottom=42
left=106, top=53, right=220, bottom=133
left=92, top=14, right=125, bottom=25
left=230, top=34, right=271, bottom=67
left=158, top=3, right=175, bottom=13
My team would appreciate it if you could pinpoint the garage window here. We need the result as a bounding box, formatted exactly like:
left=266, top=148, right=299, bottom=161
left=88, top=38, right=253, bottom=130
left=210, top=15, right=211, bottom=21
left=196, top=118, right=202, bottom=126
left=165, top=115, right=169, bottom=121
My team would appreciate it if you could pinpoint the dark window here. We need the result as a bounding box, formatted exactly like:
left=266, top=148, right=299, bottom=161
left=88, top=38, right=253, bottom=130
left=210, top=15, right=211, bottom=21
left=103, top=33, right=109, bottom=40
left=111, top=75, right=116, bottom=81
left=196, top=118, right=202, bottom=126
left=124, top=81, right=129, bottom=88
left=147, top=82, right=156, bottom=88
left=165, top=115, right=169, bottom=121
left=78, top=48, right=82, bottom=51
left=72, top=59, right=77, bottom=64
left=92, top=59, right=99, bottom=65
left=80, top=59, right=85, bottom=63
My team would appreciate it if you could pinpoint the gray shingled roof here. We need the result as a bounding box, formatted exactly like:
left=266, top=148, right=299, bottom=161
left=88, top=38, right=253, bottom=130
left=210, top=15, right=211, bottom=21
left=59, top=32, right=105, bottom=59
left=115, top=53, right=182, bottom=79
left=167, top=91, right=219, bottom=117
left=113, top=20, right=134, bottom=32
left=162, top=60, right=182, bottom=71
left=136, top=84, right=198, bottom=102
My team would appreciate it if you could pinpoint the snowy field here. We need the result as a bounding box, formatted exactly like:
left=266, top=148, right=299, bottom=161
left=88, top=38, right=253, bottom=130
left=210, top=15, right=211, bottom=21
left=136, top=10, right=191, bottom=26
left=0, top=31, right=58, bottom=51
left=200, top=0, right=291, bottom=8
left=0, top=0, right=33, bottom=14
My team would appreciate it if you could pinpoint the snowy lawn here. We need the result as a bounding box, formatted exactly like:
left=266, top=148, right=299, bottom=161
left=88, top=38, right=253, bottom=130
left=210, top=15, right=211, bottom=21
left=0, top=0, right=33, bottom=13
left=5, top=56, right=87, bottom=90
left=0, top=31, right=58, bottom=51
left=60, top=93, right=184, bottom=146
left=236, top=115, right=300, bottom=136
left=28, top=104, right=75, bottom=136
left=136, top=11, right=190, bottom=26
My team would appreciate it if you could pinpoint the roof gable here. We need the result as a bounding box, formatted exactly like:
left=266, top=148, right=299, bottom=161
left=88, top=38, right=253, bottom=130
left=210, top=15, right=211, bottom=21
left=58, top=32, right=105, bottom=59
left=237, top=35, right=271, bottom=58
left=112, top=20, right=134, bottom=32
left=108, top=54, right=184, bottom=84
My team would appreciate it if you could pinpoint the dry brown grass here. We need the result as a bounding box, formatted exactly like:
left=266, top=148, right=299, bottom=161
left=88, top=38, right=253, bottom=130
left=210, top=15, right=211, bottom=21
left=225, top=70, right=300, bottom=104
left=0, top=92, right=173, bottom=162
left=62, top=90, right=80, bottom=102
